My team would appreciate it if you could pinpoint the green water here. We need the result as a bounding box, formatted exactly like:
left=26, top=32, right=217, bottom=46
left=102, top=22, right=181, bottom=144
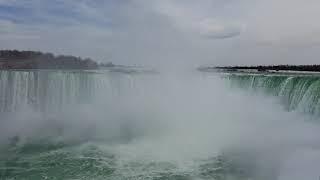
left=225, top=74, right=320, bottom=115
left=0, top=70, right=319, bottom=180
left=0, top=140, right=254, bottom=180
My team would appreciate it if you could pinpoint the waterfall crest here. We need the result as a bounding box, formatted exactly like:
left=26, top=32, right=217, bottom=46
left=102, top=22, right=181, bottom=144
left=0, top=70, right=140, bottom=112
left=225, top=74, right=320, bottom=115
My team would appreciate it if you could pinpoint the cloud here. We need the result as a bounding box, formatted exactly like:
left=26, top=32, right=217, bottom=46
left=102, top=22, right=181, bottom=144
left=198, top=18, right=243, bottom=39
left=148, top=0, right=243, bottom=40
left=1, top=0, right=320, bottom=66
left=0, top=19, right=39, bottom=39
left=0, top=0, right=244, bottom=66
left=0, top=19, right=13, bottom=32
left=246, top=0, right=320, bottom=47
left=0, top=1, right=115, bottom=61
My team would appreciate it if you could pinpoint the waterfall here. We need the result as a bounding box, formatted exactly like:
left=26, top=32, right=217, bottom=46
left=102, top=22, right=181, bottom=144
left=2, top=70, right=320, bottom=180
left=0, top=70, right=144, bottom=112
left=224, top=74, right=320, bottom=115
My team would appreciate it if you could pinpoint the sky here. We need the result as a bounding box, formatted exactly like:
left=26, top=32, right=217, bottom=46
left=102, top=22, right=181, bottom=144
left=0, top=0, right=320, bottom=67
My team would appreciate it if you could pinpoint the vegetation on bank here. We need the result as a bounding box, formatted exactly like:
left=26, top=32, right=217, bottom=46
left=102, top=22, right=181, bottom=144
left=199, top=65, right=320, bottom=72
left=0, top=50, right=114, bottom=70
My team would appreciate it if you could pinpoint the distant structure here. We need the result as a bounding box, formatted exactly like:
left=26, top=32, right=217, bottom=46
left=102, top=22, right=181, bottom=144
left=199, top=65, right=320, bottom=72
left=100, top=62, right=115, bottom=68
left=0, top=50, right=99, bottom=70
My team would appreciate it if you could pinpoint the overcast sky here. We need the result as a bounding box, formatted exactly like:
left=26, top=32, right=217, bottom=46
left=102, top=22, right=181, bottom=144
left=0, top=0, right=320, bottom=67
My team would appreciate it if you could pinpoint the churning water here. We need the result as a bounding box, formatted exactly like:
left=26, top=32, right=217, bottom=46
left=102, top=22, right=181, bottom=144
left=1, top=70, right=320, bottom=180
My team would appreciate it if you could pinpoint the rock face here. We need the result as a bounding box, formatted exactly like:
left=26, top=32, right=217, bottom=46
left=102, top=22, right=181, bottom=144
left=0, top=50, right=98, bottom=70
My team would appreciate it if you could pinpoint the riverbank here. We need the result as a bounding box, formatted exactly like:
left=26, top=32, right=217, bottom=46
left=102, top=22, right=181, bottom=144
left=198, top=65, right=320, bottom=76
left=200, top=65, right=320, bottom=72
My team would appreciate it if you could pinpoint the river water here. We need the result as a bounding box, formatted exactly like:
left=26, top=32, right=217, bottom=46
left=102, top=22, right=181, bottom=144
left=0, top=70, right=320, bottom=180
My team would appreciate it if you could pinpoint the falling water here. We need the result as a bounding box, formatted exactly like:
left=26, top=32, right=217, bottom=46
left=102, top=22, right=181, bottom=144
left=1, top=70, right=320, bottom=180
left=224, top=73, right=320, bottom=116
left=0, top=70, right=148, bottom=113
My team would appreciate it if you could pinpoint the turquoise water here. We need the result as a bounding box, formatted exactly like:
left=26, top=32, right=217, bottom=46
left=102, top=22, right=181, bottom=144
left=0, top=70, right=320, bottom=180
left=224, top=73, right=320, bottom=115
left=0, top=141, right=253, bottom=180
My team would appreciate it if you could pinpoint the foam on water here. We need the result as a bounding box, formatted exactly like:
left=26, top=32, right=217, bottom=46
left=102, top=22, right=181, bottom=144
left=0, top=70, right=320, bottom=179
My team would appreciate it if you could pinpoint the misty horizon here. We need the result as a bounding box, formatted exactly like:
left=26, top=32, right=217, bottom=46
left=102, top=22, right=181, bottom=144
left=1, top=1, right=320, bottom=180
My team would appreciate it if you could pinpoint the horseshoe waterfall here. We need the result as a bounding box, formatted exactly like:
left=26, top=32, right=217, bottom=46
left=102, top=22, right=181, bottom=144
left=0, top=69, right=320, bottom=180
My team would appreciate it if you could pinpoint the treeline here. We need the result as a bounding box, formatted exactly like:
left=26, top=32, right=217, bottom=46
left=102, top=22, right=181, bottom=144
left=212, top=65, right=320, bottom=72
left=0, top=50, right=99, bottom=70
